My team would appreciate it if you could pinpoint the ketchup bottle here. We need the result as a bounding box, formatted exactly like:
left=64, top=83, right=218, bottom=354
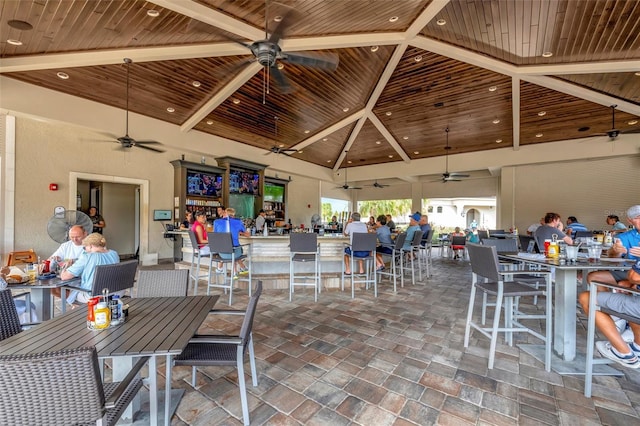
left=87, top=297, right=99, bottom=329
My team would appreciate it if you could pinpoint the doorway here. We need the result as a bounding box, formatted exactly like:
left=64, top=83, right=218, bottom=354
left=70, top=172, right=150, bottom=261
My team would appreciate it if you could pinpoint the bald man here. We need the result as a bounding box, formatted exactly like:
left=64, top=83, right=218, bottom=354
left=49, top=225, right=87, bottom=298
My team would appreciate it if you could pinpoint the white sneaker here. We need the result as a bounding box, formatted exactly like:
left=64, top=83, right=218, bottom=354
left=595, top=341, right=640, bottom=369
left=621, top=327, right=635, bottom=343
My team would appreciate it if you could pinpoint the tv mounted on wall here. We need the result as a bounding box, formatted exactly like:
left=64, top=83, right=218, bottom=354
left=229, top=170, right=260, bottom=195
left=186, top=170, right=222, bottom=197
left=264, top=182, right=285, bottom=203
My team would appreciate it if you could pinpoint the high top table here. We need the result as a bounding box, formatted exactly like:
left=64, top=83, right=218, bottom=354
left=0, top=295, right=219, bottom=425
left=499, top=253, right=632, bottom=374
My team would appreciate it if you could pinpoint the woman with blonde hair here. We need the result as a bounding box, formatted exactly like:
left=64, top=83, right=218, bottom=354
left=61, top=233, right=119, bottom=305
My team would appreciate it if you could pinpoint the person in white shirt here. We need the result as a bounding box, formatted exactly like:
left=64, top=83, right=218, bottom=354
left=343, top=212, right=369, bottom=274
left=255, top=209, right=267, bottom=232
left=527, top=217, right=544, bottom=236
left=49, top=225, right=87, bottom=298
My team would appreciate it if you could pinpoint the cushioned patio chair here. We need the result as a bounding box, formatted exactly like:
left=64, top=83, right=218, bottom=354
left=174, top=281, right=263, bottom=426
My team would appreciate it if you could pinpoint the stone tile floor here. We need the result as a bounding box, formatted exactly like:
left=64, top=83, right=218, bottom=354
left=149, top=255, right=640, bottom=425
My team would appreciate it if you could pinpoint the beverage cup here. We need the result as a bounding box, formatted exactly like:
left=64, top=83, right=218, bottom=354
left=587, top=245, right=602, bottom=263
left=566, top=245, right=579, bottom=262
left=26, top=264, right=38, bottom=282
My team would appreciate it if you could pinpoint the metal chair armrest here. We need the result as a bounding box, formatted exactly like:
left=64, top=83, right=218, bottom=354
left=189, top=335, right=242, bottom=345
left=591, top=280, right=640, bottom=295
left=208, top=309, right=245, bottom=316
left=104, top=356, right=150, bottom=409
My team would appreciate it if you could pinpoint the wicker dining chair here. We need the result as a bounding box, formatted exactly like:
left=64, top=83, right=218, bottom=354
left=0, top=288, right=23, bottom=341
left=135, top=269, right=189, bottom=297
left=174, top=281, right=263, bottom=426
left=0, top=346, right=148, bottom=426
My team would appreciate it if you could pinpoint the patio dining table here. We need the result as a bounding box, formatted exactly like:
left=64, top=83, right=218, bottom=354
left=499, top=253, right=632, bottom=374
left=7, top=275, right=79, bottom=321
left=0, top=295, right=219, bottom=425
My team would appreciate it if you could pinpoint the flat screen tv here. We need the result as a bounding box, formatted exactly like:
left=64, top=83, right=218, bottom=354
left=186, top=171, right=222, bottom=197
left=229, top=170, right=260, bottom=195
left=264, top=182, right=285, bottom=203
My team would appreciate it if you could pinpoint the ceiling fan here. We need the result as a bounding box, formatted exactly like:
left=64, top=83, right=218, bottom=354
left=263, top=116, right=297, bottom=155
left=108, top=58, right=165, bottom=153
left=369, top=180, right=390, bottom=188
left=335, top=151, right=362, bottom=190
left=593, top=105, right=640, bottom=140
left=210, top=0, right=339, bottom=99
left=435, top=127, right=469, bottom=183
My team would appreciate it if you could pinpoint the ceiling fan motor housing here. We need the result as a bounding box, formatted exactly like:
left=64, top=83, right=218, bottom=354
left=251, top=41, right=279, bottom=67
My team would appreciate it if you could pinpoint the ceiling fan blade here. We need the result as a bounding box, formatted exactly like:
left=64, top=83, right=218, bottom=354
left=187, top=20, right=252, bottom=48
left=133, top=140, right=162, bottom=145
left=282, top=51, right=339, bottom=71
left=267, top=7, right=298, bottom=45
left=134, top=144, right=165, bottom=153
left=271, top=66, right=293, bottom=93
left=449, top=173, right=470, bottom=178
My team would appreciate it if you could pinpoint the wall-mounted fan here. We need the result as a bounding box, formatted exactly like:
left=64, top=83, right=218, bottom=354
left=335, top=151, right=362, bottom=189
left=210, top=0, right=338, bottom=99
left=593, top=105, right=640, bottom=140
left=434, top=128, right=469, bottom=183
left=99, top=58, right=165, bottom=153
left=47, top=207, right=93, bottom=243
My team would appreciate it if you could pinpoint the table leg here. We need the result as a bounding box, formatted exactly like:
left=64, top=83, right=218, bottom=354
left=149, top=356, right=158, bottom=426
left=553, top=268, right=578, bottom=361
left=28, top=288, right=52, bottom=321
left=113, top=357, right=141, bottom=422
left=165, top=354, right=172, bottom=426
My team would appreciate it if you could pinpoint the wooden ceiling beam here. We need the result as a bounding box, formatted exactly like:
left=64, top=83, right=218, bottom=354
left=147, top=0, right=263, bottom=41
left=333, top=116, right=369, bottom=172
left=282, top=33, right=406, bottom=51
left=180, top=62, right=262, bottom=132
left=368, top=113, right=411, bottom=163
left=518, top=61, right=640, bottom=75
left=291, top=110, right=365, bottom=152
left=405, top=0, right=450, bottom=38
left=0, top=43, right=248, bottom=73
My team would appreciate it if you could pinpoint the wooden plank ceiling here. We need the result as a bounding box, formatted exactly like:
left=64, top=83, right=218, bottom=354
left=1, top=0, right=639, bottom=180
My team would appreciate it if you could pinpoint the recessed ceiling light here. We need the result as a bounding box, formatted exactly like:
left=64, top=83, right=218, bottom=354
left=273, top=15, right=283, bottom=22
left=192, top=80, right=201, bottom=88
left=628, top=119, right=638, bottom=125
left=370, top=45, right=379, bottom=52
left=297, top=150, right=303, bottom=154
left=436, top=19, right=446, bottom=26
left=388, top=155, right=394, bottom=158
left=414, top=55, right=422, bottom=62
left=326, top=160, right=331, bottom=163
left=7, top=39, right=22, bottom=46
left=414, top=151, right=419, bottom=154
left=206, top=120, right=213, bottom=125
left=635, top=72, right=640, bottom=76
left=323, top=138, right=328, bottom=141
left=56, top=72, right=69, bottom=80
left=232, top=98, right=240, bottom=105
left=147, top=10, right=160, bottom=17
left=492, top=118, right=500, bottom=124
left=304, top=130, right=310, bottom=134
left=538, top=111, right=546, bottom=116
left=167, top=107, right=175, bottom=113
left=278, top=144, right=284, bottom=148
left=277, top=63, right=284, bottom=70
left=8, top=20, right=33, bottom=30
left=347, top=160, right=352, bottom=164
left=385, top=111, right=392, bottom=116
left=403, top=136, right=409, bottom=140
left=375, top=141, right=382, bottom=145
left=389, top=16, right=399, bottom=23
left=343, top=107, right=349, bottom=112
left=536, top=133, right=543, bottom=137
left=488, top=86, right=497, bottom=92
left=496, top=139, right=502, bottom=143
left=542, top=51, right=553, bottom=57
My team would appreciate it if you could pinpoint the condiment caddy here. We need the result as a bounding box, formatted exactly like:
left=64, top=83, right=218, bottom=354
left=87, top=288, right=127, bottom=330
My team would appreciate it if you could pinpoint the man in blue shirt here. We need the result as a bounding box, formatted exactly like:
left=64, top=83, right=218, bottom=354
left=213, top=207, right=250, bottom=274
left=566, top=216, right=588, bottom=238
left=403, top=213, right=422, bottom=253
left=588, top=205, right=640, bottom=287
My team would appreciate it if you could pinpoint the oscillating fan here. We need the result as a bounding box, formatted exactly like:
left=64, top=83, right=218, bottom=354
left=47, top=208, right=93, bottom=243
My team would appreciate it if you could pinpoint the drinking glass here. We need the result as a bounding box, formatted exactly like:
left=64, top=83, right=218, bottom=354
left=587, top=245, right=602, bottom=263
left=25, top=263, right=38, bottom=282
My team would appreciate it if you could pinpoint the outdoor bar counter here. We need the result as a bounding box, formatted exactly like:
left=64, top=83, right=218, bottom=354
left=173, top=231, right=349, bottom=289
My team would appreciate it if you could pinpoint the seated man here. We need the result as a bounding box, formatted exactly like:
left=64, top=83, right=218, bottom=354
left=534, top=212, right=573, bottom=249
left=566, top=216, right=588, bottom=238
left=403, top=213, right=421, bottom=257
left=213, top=207, right=250, bottom=275
left=49, top=225, right=87, bottom=299
left=578, top=258, right=640, bottom=368
left=343, top=212, right=368, bottom=275
left=374, top=215, right=392, bottom=271
left=419, top=214, right=431, bottom=247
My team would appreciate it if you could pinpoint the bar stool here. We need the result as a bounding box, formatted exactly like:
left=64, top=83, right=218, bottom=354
left=341, top=232, right=378, bottom=298
left=400, top=230, right=423, bottom=287
left=289, top=233, right=320, bottom=302
left=187, top=230, right=211, bottom=295
left=419, top=229, right=435, bottom=279
left=376, top=232, right=406, bottom=293
left=206, top=232, right=251, bottom=305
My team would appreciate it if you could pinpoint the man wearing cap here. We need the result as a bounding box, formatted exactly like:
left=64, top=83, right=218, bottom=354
left=403, top=213, right=422, bottom=253
left=588, top=205, right=640, bottom=287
